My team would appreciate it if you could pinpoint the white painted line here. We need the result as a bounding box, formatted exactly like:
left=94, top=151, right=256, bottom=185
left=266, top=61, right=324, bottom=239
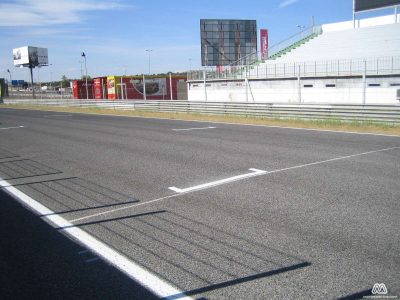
left=0, top=126, right=24, bottom=130
left=85, top=257, right=100, bottom=263
left=69, top=146, right=400, bottom=223
left=169, top=168, right=267, bottom=194
left=69, top=193, right=182, bottom=223
left=44, top=114, right=73, bottom=117
left=263, top=146, right=400, bottom=175
left=78, top=249, right=89, bottom=255
left=0, top=178, right=193, bottom=300
left=172, top=126, right=216, bottom=131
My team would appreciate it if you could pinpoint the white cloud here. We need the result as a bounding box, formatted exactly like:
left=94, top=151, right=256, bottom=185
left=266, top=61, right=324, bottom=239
left=0, top=0, right=127, bottom=26
left=279, top=0, right=299, bottom=8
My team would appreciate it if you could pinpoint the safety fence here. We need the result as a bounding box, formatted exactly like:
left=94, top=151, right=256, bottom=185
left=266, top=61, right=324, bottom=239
left=188, top=56, right=400, bottom=81
left=3, top=99, right=400, bottom=123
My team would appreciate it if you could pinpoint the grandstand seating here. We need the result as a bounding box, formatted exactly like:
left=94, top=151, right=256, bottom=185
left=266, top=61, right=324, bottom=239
left=269, top=22, right=400, bottom=62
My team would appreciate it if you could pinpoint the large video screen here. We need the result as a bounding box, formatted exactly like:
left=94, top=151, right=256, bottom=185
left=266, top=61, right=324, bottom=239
left=200, top=19, right=257, bottom=66
left=355, top=0, right=400, bottom=12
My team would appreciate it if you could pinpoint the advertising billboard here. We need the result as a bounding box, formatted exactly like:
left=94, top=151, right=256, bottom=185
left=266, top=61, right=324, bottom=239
left=260, top=29, right=269, bottom=61
left=13, top=46, right=48, bottom=67
left=354, top=0, right=400, bottom=12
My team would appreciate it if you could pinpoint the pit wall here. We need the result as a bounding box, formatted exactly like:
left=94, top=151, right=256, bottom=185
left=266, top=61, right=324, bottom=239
left=188, top=77, right=400, bottom=104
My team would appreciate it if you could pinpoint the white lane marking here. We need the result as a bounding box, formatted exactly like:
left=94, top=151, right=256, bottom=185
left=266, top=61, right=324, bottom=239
left=85, top=257, right=100, bottom=263
left=68, top=146, right=400, bottom=223
left=172, top=126, right=216, bottom=131
left=169, top=168, right=267, bottom=194
left=78, top=249, right=89, bottom=255
left=0, top=178, right=193, bottom=300
left=0, top=126, right=24, bottom=130
left=44, top=114, right=73, bottom=117
left=69, top=193, right=182, bottom=223
left=263, top=146, right=400, bottom=175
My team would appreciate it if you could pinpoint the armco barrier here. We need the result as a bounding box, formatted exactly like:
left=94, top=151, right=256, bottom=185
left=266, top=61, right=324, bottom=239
left=3, top=99, right=400, bottom=123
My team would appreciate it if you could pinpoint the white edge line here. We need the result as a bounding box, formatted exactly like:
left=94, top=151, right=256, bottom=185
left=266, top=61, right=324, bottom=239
left=169, top=168, right=267, bottom=193
left=3, top=107, right=399, bottom=138
left=0, top=178, right=193, bottom=300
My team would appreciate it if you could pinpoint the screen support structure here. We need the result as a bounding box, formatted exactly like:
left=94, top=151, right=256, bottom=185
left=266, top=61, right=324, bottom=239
left=29, top=64, right=35, bottom=99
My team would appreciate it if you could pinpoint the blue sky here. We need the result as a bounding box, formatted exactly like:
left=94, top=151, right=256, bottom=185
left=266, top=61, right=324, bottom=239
left=0, top=0, right=395, bottom=82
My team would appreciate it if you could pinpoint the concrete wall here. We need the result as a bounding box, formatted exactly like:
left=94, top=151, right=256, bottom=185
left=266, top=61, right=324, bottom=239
left=322, top=14, right=400, bottom=32
left=188, top=77, right=400, bottom=104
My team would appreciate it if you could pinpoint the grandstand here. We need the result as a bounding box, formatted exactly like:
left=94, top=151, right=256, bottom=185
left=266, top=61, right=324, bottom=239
left=270, top=17, right=400, bottom=62
left=188, top=14, right=400, bottom=104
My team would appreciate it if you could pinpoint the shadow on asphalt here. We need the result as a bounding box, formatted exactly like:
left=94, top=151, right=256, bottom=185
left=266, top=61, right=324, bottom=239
left=0, top=189, right=159, bottom=300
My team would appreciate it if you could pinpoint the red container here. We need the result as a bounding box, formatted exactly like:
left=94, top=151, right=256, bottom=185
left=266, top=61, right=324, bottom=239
left=72, top=80, right=94, bottom=99
left=93, top=77, right=107, bottom=100
left=107, top=76, right=186, bottom=100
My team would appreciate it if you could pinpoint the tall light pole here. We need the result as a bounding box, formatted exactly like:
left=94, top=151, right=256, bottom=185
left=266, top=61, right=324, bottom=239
left=145, top=49, right=153, bottom=75
left=81, top=52, right=88, bottom=99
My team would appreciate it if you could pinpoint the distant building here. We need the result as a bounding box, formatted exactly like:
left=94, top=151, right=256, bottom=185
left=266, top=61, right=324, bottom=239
left=200, top=19, right=257, bottom=66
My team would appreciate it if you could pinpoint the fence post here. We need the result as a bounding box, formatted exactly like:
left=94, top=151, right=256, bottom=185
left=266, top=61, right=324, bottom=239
left=169, top=73, right=173, bottom=100
left=143, top=74, right=147, bottom=101
left=363, top=59, right=367, bottom=105
left=298, top=65, right=302, bottom=103
left=203, top=70, right=207, bottom=102
left=245, top=78, right=249, bottom=102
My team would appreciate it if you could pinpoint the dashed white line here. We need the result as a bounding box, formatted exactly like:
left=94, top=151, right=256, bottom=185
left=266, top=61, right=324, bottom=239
left=0, top=177, right=193, bottom=300
left=0, top=126, right=24, bottom=130
left=44, top=114, right=73, bottom=117
left=169, top=168, right=267, bottom=193
left=85, top=257, right=100, bottom=263
left=172, top=126, right=216, bottom=131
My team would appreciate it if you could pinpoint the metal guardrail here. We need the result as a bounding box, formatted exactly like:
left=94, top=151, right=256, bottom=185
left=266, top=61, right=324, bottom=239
left=3, top=99, right=400, bottom=123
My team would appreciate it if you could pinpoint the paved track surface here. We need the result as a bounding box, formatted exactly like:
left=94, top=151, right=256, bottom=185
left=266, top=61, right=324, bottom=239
left=0, top=107, right=399, bottom=299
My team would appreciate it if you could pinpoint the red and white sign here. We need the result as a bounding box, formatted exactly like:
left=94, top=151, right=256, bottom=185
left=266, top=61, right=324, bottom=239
left=260, top=29, right=269, bottom=61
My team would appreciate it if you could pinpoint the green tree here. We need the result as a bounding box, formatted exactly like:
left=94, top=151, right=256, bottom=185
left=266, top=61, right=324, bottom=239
left=61, top=75, right=69, bottom=88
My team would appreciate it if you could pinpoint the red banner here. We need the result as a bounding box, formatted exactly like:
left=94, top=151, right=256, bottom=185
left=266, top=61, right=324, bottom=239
left=260, top=29, right=269, bottom=61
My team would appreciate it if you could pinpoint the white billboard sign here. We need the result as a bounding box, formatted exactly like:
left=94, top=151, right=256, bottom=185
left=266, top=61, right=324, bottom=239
left=13, top=46, right=48, bottom=67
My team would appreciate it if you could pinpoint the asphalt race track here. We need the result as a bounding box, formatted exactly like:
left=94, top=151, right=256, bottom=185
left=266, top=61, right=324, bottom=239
left=0, top=107, right=399, bottom=299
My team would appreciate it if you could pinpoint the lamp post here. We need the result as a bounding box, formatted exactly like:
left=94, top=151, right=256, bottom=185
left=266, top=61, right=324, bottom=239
left=81, top=52, right=88, bottom=99
left=145, top=49, right=153, bottom=75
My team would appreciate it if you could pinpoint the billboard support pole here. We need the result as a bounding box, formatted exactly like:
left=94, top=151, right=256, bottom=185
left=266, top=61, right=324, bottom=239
left=353, top=0, right=356, bottom=28
left=29, top=65, right=35, bottom=99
